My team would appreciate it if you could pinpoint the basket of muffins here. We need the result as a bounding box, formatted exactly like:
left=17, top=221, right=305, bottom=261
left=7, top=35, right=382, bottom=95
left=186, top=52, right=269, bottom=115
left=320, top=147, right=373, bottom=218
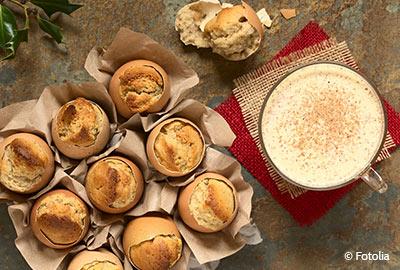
left=0, top=10, right=261, bottom=270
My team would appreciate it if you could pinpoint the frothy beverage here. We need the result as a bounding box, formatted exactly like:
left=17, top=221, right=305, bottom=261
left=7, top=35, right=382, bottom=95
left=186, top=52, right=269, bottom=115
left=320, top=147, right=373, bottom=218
left=260, top=63, right=385, bottom=189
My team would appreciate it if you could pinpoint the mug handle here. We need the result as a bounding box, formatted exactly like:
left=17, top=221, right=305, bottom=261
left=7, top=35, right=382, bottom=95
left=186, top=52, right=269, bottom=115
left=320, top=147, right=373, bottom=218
left=360, top=167, right=387, bottom=193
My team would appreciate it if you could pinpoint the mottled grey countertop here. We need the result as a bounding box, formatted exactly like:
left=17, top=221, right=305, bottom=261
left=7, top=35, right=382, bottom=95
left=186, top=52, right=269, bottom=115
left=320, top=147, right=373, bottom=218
left=0, top=0, right=399, bottom=269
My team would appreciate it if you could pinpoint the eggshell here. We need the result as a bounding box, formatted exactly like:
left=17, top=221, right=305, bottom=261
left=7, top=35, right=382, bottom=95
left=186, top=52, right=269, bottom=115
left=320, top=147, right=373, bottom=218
left=109, top=60, right=171, bottom=118
left=0, top=133, right=54, bottom=194
left=122, top=213, right=182, bottom=268
left=178, top=172, right=238, bottom=233
left=30, top=189, right=90, bottom=249
left=51, top=98, right=110, bottom=160
left=241, top=1, right=264, bottom=41
left=67, top=248, right=123, bottom=270
left=146, top=117, right=205, bottom=177
left=85, top=156, right=144, bottom=214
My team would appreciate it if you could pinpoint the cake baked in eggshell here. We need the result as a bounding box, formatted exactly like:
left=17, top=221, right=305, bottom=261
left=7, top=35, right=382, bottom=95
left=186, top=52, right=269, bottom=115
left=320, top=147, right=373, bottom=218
left=178, top=172, right=238, bottom=233
left=85, top=156, right=144, bottom=214
left=0, top=133, right=54, bottom=194
left=123, top=214, right=182, bottom=270
left=30, top=189, right=90, bottom=249
left=109, top=60, right=171, bottom=118
left=51, top=97, right=110, bottom=160
left=175, top=1, right=265, bottom=61
left=67, top=248, right=123, bottom=270
left=146, top=117, right=205, bottom=177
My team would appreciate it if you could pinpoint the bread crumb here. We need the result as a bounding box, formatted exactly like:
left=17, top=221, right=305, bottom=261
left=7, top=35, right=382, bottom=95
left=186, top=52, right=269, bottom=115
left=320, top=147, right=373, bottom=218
left=280, top=8, right=296, bottom=20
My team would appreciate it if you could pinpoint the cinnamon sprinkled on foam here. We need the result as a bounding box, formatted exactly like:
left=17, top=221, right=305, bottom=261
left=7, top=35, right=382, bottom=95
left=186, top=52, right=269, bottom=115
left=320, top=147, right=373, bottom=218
left=261, top=63, right=385, bottom=188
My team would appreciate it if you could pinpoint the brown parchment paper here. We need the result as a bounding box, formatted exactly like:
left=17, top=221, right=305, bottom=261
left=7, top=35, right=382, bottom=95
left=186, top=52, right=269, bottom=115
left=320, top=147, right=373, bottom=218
left=84, top=27, right=200, bottom=123
left=6, top=166, right=109, bottom=270
left=122, top=98, right=237, bottom=183
left=174, top=147, right=262, bottom=265
left=0, top=81, right=120, bottom=201
left=0, top=99, right=41, bottom=201
left=102, top=147, right=261, bottom=269
left=32, top=82, right=119, bottom=169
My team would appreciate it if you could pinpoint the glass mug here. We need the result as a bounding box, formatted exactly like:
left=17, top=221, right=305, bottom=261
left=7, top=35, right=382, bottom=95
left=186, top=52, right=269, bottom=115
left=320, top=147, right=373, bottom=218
left=258, top=62, right=388, bottom=193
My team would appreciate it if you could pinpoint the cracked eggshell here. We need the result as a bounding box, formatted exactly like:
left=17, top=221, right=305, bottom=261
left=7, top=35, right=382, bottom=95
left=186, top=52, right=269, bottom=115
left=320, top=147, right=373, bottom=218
left=0, top=133, right=55, bottom=194
left=109, top=60, right=171, bottom=118
left=30, top=189, right=90, bottom=249
left=51, top=98, right=111, bottom=160
left=122, top=214, right=182, bottom=268
left=177, top=172, right=238, bottom=233
left=85, top=156, right=144, bottom=214
left=67, top=248, right=123, bottom=270
left=146, top=117, right=205, bottom=177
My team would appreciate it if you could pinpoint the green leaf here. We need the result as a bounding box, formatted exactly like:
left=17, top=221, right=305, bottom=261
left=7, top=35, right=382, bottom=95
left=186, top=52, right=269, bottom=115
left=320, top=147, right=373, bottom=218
left=31, top=0, right=83, bottom=17
left=37, top=16, right=63, bottom=43
left=0, top=5, right=24, bottom=60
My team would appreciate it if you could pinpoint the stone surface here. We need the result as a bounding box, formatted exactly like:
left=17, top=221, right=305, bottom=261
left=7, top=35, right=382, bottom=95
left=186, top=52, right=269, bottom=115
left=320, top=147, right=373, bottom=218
left=0, top=0, right=399, bottom=269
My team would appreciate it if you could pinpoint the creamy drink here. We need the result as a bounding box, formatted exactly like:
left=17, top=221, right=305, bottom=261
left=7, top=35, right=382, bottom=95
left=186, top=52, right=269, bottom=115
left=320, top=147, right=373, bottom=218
left=260, top=63, right=385, bottom=189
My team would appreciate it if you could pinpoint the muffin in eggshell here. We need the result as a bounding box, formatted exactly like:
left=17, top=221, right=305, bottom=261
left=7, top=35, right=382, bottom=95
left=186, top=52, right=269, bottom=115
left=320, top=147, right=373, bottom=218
left=123, top=213, right=182, bottom=270
left=67, top=248, right=123, bottom=270
left=204, top=2, right=264, bottom=61
left=85, top=156, right=144, bottom=214
left=109, top=60, right=171, bottom=118
left=0, top=133, right=54, bottom=194
left=146, top=117, right=205, bottom=177
left=30, top=189, right=90, bottom=249
left=178, top=172, right=238, bottom=233
left=176, top=1, right=264, bottom=61
left=51, top=97, right=110, bottom=160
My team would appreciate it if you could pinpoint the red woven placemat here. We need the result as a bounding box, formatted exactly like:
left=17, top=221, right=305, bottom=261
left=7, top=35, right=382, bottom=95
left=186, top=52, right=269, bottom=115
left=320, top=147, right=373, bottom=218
left=215, top=21, right=400, bottom=226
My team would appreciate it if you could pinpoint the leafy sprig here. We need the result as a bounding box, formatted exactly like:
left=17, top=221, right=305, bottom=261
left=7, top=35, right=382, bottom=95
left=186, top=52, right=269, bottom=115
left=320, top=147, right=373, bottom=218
left=0, top=0, right=83, bottom=60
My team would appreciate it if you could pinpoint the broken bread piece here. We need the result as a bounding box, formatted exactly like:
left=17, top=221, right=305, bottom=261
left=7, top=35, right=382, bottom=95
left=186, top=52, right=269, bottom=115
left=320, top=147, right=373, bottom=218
left=175, top=0, right=223, bottom=48
left=175, top=0, right=265, bottom=61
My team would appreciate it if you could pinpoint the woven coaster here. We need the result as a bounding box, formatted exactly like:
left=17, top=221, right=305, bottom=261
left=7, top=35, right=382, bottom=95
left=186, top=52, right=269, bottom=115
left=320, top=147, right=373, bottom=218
left=232, top=39, right=396, bottom=198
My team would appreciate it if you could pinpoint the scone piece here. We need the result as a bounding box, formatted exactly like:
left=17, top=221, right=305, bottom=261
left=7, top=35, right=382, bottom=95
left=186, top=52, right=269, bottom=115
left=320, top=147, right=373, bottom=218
left=0, top=133, right=54, bottom=194
left=123, top=214, right=182, bottom=270
left=109, top=60, right=171, bottom=118
left=51, top=97, right=110, bottom=159
left=31, top=189, right=89, bottom=249
left=86, top=156, right=144, bottom=214
left=67, top=248, right=123, bottom=270
left=178, top=172, right=238, bottom=233
left=204, top=2, right=264, bottom=61
left=146, top=118, right=205, bottom=177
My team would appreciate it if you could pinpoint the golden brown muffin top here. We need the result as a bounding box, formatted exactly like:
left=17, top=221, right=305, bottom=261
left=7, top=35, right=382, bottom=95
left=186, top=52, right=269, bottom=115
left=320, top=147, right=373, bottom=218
left=80, top=261, right=120, bottom=270
left=129, top=235, right=182, bottom=270
left=0, top=138, right=47, bottom=192
left=35, top=193, right=87, bottom=245
left=119, top=66, right=164, bottom=113
left=154, top=120, right=203, bottom=173
left=86, top=158, right=137, bottom=209
left=56, top=98, right=104, bottom=147
left=189, top=178, right=235, bottom=230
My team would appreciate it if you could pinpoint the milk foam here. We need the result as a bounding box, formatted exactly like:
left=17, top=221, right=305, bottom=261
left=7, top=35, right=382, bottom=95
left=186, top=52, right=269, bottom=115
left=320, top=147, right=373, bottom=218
left=261, top=63, right=385, bottom=188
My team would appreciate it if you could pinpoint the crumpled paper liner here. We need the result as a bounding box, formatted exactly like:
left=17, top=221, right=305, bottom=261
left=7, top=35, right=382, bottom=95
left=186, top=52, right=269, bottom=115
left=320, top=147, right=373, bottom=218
left=174, top=147, right=262, bottom=264
left=33, top=82, right=119, bottom=169
left=103, top=147, right=262, bottom=269
left=0, top=82, right=119, bottom=202
left=7, top=167, right=105, bottom=270
left=2, top=28, right=262, bottom=269
left=84, top=27, right=200, bottom=123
